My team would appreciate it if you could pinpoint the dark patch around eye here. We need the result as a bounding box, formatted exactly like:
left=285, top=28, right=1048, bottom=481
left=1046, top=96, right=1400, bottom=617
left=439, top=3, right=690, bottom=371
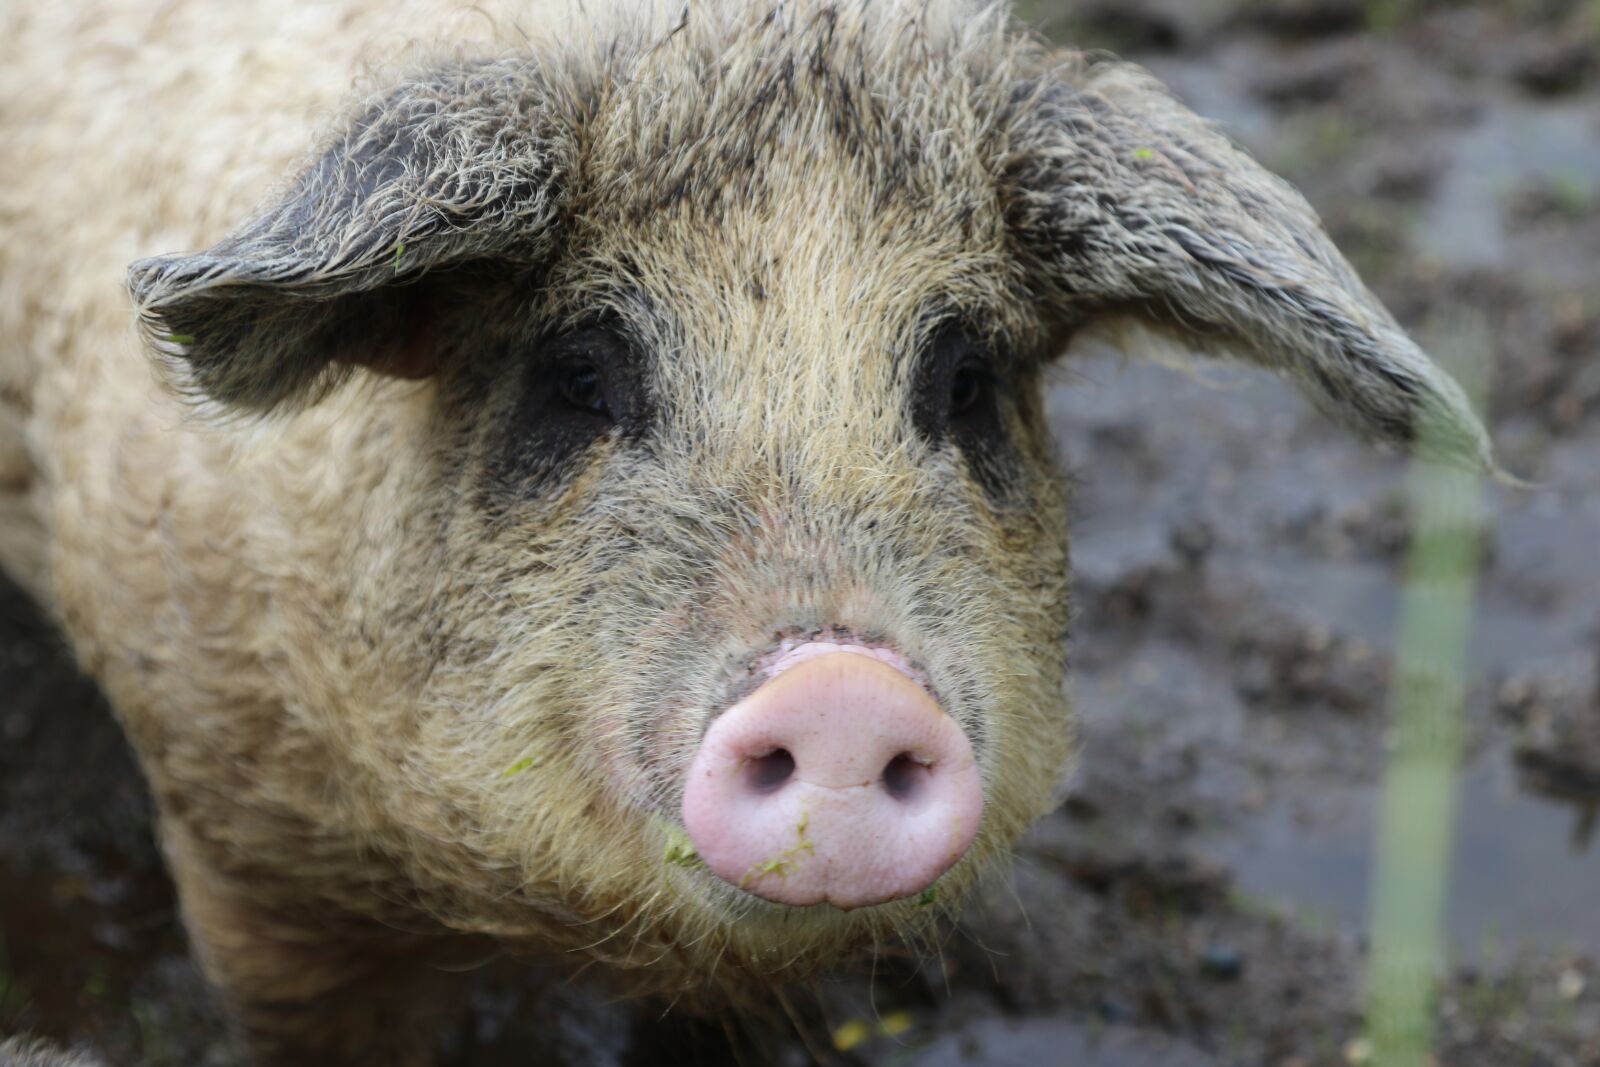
left=491, top=322, right=651, bottom=497
left=912, top=324, right=1019, bottom=501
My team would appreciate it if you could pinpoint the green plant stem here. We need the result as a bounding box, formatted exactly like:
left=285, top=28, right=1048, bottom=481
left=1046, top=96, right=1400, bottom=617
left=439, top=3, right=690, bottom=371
left=1363, top=317, right=1490, bottom=1066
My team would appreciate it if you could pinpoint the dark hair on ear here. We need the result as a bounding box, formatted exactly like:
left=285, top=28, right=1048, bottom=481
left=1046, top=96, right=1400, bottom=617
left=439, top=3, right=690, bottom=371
left=1005, top=59, right=1495, bottom=472
left=128, top=58, right=574, bottom=414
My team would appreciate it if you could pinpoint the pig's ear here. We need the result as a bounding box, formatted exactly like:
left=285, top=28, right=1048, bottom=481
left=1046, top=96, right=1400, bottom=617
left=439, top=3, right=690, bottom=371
left=128, top=60, right=571, bottom=414
left=1007, top=60, right=1493, bottom=469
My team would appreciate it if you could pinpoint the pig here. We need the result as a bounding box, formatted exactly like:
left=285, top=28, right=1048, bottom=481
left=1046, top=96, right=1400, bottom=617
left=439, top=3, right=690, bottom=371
left=0, top=0, right=1493, bottom=1063
left=0, top=1040, right=106, bottom=1067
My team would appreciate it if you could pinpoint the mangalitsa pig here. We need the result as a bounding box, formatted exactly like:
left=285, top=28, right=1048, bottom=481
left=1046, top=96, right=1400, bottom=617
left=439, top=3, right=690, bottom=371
left=0, top=0, right=1492, bottom=1063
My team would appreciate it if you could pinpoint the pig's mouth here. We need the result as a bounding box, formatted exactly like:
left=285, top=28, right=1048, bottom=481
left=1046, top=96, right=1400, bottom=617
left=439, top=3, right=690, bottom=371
left=677, top=632, right=985, bottom=911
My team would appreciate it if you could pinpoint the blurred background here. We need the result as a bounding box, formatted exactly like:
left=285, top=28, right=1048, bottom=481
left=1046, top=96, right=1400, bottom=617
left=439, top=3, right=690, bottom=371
left=3, top=1, right=1598, bottom=1064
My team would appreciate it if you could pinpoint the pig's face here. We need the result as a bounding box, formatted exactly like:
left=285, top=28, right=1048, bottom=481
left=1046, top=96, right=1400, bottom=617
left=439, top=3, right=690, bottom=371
left=388, top=74, right=1074, bottom=967
left=127, top=4, right=1490, bottom=986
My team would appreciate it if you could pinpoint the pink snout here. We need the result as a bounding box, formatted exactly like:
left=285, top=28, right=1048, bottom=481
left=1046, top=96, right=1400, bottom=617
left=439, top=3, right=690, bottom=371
left=681, top=650, right=982, bottom=909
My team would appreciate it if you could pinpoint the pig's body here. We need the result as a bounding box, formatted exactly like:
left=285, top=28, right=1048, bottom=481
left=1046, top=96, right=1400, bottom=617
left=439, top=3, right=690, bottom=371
left=2, top=5, right=1075, bottom=1057
left=0, top=1, right=1491, bottom=1063
left=0, top=1037, right=108, bottom=1067
left=0, top=5, right=530, bottom=1055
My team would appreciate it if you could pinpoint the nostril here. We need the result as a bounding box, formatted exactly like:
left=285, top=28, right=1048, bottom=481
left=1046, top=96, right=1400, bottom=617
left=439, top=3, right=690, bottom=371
left=744, top=749, right=796, bottom=794
left=881, top=752, right=929, bottom=802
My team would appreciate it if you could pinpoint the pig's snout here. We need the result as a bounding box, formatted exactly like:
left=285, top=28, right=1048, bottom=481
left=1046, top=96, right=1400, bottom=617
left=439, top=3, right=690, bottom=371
left=681, top=650, right=982, bottom=910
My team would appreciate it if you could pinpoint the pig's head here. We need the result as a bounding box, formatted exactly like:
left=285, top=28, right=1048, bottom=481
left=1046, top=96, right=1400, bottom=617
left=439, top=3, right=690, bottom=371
left=126, top=2, right=1490, bottom=990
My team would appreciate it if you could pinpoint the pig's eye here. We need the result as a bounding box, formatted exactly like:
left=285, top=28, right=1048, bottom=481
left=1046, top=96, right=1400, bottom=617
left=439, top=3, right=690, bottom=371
left=947, top=361, right=990, bottom=419
left=493, top=323, right=646, bottom=496
left=913, top=326, right=1003, bottom=438
left=557, top=363, right=610, bottom=418
left=912, top=324, right=1017, bottom=499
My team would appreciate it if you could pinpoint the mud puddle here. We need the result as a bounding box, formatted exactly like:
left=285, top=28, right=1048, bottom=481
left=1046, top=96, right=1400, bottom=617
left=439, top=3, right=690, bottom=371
left=1208, top=756, right=1600, bottom=952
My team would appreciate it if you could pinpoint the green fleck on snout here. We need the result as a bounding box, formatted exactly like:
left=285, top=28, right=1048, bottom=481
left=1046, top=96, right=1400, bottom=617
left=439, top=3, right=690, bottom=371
left=738, top=811, right=815, bottom=887
left=501, top=756, right=536, bottom=778
left=663, top=827, right=702, bottom=869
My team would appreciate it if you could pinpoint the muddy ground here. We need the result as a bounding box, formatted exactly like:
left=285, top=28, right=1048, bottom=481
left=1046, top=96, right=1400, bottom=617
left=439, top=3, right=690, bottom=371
left=3, top=1, right=1599, bottom=1064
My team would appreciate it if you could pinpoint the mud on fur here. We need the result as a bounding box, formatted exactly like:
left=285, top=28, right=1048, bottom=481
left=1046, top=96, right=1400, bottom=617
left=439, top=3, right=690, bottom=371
left=0, top=0, right=1492, bottom=1063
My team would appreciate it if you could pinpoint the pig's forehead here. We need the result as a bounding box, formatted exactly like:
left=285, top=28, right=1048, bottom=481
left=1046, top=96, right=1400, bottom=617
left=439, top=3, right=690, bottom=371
left=530, top=5, right=1029, bottom=337
left=546, top=107, right=1022, bottom=358
left=557, top=190, right=1020, bottom=343
left=562, top=0, right=1017, bottom=201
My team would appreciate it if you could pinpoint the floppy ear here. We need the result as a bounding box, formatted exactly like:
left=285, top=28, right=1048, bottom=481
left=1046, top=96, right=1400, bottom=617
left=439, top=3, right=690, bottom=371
left=1006, top=60, right=1493, bottom=469
left=128, top=59, right=573, bottom=414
